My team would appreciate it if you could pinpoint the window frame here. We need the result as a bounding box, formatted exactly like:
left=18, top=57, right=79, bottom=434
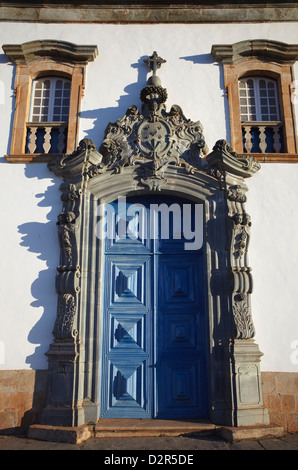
left=29, top=76, right=71, bottom=123
left=239, top=76, right=281, bottom=123
left=2, top=40, right=98, bottom=162
left=226, top=63, right=294, bottom=156
left=211, top=40, right=298, bottom=162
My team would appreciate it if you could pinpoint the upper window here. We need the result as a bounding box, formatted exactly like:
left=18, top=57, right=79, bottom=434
left=211, top=40, right=298, bottom=161
left=238, top=76, right=283, bottom=153
left=30, top=77, right=71, bottom=123
left=239, top=77, right=280, bottom=123
left=26, top=76, right=72, bottom=154
left=2, top=40, right=98, bottom=162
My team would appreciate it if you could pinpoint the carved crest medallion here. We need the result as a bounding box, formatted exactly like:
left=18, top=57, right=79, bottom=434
left=84, top=52, right=210, bottom=190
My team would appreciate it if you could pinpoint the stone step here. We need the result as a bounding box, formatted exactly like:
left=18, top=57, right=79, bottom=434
left=94, top=419, right=284, bottom=442
left=28, top=421, right=284, bottom=444
left=94, top=419, right=217, bottom=438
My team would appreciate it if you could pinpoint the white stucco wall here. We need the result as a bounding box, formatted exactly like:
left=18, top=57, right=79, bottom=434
left=0, top=164, right=61, bottom=370
left=0, top=21, right=298, bottom=372
left=246, top=164, right=298, bottom=372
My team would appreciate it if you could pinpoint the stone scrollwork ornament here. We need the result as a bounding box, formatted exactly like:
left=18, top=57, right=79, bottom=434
left=207, top=140, right=260, bottom=341
left=232, top=211, right=251, bottom=259
left=53, top=209, right=81, bottom=340
left=91, top=51, right=209, bottom=190
left=53, top=292, right=77, bottom=340
left=232, top=293, right=256, bottom=339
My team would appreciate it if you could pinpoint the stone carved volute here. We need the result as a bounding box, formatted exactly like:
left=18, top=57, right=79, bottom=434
left=48, top=170, right=85, bottom=340
left=207, top=140, right=260, bottom=340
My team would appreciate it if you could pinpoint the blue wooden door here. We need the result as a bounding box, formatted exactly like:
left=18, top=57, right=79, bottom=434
left=100, top=195, right=208, bottom=418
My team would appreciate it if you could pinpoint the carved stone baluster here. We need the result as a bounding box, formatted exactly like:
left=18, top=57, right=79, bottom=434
left=258, top=125, right=267, bottom=153
left=27, top=126, right=37, bottom=153
left=243, top=125, right=253, bottom=153
left=43, top=126, right=52, bottom=153
left=57, top=126, right=66, bottom=153
left=273, top=125, right=281, bottom=153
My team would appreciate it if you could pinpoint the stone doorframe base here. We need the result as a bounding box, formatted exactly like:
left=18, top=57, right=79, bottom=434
left=38, top=137, right=269, bottom=428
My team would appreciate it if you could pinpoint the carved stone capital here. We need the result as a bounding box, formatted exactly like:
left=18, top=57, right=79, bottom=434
left=226, top=185, right=247, bottom=203
left=206, top=139, right=261, bottom=178
left=48, top=138, right=103, bottom=181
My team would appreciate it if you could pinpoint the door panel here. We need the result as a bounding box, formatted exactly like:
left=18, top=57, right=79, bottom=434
left=101, top=253, right=153, bottom=418
left=100, top=196, right=208, bottom=418
left=156, top=253, right=206, bottom=418
left=158, top=256, right=199, bottom=307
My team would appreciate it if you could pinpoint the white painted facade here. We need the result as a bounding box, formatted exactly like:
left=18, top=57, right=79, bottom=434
left=0, top=21, right=298, bottom=373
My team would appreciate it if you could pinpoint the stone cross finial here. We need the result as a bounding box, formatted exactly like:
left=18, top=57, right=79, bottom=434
left=144, top=51, right=166, bottom=76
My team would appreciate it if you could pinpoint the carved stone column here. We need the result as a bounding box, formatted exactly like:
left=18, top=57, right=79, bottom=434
left=41, top=139, right=103, bottom=427
left=207, top=140, right=269, bottom=426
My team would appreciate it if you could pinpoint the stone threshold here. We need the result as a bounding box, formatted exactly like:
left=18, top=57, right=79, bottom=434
left=28, top=419, right=284, bottom=444
left=94, top=418, right=216, bottom=438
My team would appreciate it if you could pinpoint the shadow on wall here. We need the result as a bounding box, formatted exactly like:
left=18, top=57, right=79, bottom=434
left=79, top=56, right=149, bottom=147
left=180, top=53, right=231, bottom=144
left=17, top=164, right=61, bottom=370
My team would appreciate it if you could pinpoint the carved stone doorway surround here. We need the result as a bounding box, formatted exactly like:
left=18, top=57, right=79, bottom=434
left=40, top=53, right=269, bottom=428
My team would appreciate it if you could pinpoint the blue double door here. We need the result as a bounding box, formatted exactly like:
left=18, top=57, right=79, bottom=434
left=100, top=195, right=208, bottom=418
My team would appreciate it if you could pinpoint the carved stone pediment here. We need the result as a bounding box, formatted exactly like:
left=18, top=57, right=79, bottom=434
left=87, top=53, right=210, bottom=190
left=95, top=100, right=209, bottom=190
